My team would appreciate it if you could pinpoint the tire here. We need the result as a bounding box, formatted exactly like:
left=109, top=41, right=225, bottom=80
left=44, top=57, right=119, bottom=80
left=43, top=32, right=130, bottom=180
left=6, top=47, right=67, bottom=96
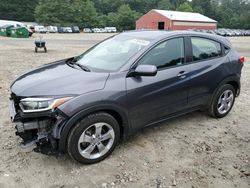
left=35, top=47, right=38, bottom=53
left=209, top=84, right=236, bottom=118
left=44, top=47, right=47, bottom=53
left=67, top=112, right=120, bottom=164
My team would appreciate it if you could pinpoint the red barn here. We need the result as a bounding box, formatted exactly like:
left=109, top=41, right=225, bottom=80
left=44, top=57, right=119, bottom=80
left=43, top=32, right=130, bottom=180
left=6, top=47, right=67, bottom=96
left=136, top=9, right=217, bottom=31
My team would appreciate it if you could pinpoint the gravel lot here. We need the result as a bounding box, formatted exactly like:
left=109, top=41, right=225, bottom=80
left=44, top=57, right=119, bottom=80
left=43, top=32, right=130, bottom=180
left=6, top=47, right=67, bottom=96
left=0, top=33, right=249, bottom=188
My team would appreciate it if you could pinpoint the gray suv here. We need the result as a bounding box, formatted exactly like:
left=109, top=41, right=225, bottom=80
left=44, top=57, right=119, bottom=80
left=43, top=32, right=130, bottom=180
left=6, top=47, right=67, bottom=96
left=9, top=31, right=244, bottom=164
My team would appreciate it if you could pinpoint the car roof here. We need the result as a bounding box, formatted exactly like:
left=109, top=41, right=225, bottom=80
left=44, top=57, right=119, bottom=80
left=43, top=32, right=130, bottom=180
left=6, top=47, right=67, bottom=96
left=121, top=30, right=231, bottom=46
left=122, top=30, right=168, bottom=40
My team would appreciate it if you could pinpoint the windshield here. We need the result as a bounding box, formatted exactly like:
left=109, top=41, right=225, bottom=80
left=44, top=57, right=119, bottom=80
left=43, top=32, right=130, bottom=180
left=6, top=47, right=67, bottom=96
left=75, top=35, right=151, bottom=72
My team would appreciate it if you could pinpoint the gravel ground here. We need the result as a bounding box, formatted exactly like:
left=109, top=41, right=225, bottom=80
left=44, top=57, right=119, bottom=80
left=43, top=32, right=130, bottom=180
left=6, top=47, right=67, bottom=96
left=0, top=33, right=249, bottom=188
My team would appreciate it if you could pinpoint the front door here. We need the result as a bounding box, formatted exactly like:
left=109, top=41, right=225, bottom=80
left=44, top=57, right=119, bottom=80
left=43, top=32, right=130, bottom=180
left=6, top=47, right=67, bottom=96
left=126, top=37, right=190, bottom=131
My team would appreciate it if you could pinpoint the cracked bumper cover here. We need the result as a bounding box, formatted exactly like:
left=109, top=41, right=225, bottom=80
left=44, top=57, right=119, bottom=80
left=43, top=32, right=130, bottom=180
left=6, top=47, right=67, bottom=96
left=9, top=99, right=68, bottom=155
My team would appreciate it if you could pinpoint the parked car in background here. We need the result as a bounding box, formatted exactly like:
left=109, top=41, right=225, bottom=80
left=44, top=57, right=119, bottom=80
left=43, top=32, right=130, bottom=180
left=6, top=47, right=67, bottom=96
left=0, top=20, right=24, bottom=28
left=27, top=28, right=34, bottom=37
left=206, top=30, right=216, bottom=35
left=224, top=29, right=233, bottom=36
left=71, top=26, right=80, bottom=33
left=26, top=25, right=35, bottom=33
left=34, top=26, right=47, bottom=33
left=57, top=27, right=63, bottom=33
left=25, top=25, right=35, bottom=37
left=9, top=30, right=244, bottom=164
left=83, top=28, right=92, bottom=33
left=63, top=27, right=73, bottom=33
left=105, top=27, right=117, bottom=33
left=193, top=28, right=250, bottom=37
left=83, top=27, right=117, bottom=33
left=244, top=30, right=250, bottom=36
left=99, top=28, right=107, bottom=33
left=214, top=29, right=226, bottom=36
left=47, top=26, right=58, bottom=33
left=232, top=29, right=241, bottom=36
left=92, top=28, right=101, bottom=33
left=57, top=27, right=73, bottom=33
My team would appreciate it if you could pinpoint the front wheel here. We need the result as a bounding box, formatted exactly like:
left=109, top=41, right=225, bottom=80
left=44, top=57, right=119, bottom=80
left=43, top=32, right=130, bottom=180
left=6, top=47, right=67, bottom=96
left=209, top=84, right=236, bottom=118
left=67, top=112, right=120, bottom=164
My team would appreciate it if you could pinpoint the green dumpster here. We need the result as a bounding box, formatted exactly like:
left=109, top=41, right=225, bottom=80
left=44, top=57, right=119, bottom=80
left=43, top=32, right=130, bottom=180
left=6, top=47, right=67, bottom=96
left=0, top=25, right=14, bottom=37
left=10, top=27, right=29, bottom=38
left=0, top=27, right=5, bottom=36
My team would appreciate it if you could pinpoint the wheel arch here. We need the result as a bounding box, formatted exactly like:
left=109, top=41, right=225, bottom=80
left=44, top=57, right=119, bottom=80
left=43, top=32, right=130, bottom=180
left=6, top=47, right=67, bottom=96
left=226, top=80, right=240, bottom=96
left=58, top=104, right=129, bottom=153
left=209, top=75, right=240, bottom=106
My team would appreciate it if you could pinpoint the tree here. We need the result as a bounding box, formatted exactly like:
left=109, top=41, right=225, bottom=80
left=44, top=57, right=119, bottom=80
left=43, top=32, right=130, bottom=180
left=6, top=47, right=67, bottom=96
left=77, top=0, right=99, bottom=28
left=169, top=0, right=187, bottom=9
left=157, top=0, right=174, bottom=10
left=0, top=0, right=39, bottom=21
left=124, top=0, right=159, bottom=13
left=35, top=0, right=74, bottom=25
left=92, top=0, right=123, bottom=14
left=35, top=0, right=98, bottom=27
left=115, top=4, right=142, bottom=31
left=105, top=12, right=119, bottom=27
left=177, top=2, right=193, bottom=12
left=192, top=5, right=204, bottom=14
left=191, top=0, right=214, bottom=18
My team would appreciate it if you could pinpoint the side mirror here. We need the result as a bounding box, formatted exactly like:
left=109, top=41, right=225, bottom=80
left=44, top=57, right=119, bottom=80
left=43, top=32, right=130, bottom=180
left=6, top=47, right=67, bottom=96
left=128, top=65, right=157, bottom=77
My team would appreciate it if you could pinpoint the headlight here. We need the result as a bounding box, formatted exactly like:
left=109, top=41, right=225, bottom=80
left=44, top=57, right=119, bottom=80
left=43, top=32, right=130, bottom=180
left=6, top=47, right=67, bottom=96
left=19, top=97, right=72, bottom=113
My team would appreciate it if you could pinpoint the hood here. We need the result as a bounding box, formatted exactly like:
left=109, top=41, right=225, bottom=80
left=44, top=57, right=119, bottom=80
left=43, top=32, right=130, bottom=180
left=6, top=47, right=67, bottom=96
left=11, top=60, right=109, bottom=97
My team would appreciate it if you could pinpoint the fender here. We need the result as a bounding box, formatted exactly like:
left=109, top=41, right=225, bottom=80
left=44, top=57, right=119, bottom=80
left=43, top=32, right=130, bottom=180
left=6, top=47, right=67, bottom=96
left=209, top=75, right=241, bottom=106
left=58, top=103, right=130, bottom=153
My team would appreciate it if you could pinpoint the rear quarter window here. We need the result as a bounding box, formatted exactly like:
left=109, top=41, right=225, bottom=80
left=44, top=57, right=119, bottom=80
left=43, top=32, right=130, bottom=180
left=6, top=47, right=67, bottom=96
left=191, top=37, right=222, bottom=61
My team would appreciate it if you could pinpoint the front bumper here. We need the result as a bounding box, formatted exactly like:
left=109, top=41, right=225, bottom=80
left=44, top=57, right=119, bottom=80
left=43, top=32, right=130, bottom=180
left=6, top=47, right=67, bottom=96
left=9, top=97, right=67, bottom=155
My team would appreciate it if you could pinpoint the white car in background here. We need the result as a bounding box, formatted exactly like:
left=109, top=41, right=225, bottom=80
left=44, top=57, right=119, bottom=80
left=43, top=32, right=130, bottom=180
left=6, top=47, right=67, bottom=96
left=63, top=27, right=72, bottom=33
left=46, top=26, right=58, bottom=33
left=105, top=27, right=117, bottom=33
left=83, top=28, right=92, bottom=33
left=92, top=28, right=101, bottom=33
left=99, top=28, right=107, bottom=33
left=0, top=20, right=24, bottom=27
left=34, top=26, right=47, bottom=33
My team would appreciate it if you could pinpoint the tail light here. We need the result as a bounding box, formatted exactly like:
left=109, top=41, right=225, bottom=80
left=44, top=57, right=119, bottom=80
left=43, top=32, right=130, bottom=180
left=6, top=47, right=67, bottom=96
left=239, top=56, right=245, bottom=63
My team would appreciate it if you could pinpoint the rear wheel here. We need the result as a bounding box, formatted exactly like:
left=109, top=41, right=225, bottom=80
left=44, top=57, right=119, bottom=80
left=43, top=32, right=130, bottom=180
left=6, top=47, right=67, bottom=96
left=35, top=47, right=38, bottom=53
left=209, top=84, right=236, bottom=118
left=67, top=112, right=120, bottom=164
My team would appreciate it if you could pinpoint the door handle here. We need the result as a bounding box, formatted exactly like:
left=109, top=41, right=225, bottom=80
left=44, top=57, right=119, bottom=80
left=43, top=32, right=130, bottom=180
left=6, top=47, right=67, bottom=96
left=177, top=71, right=188, bottom=78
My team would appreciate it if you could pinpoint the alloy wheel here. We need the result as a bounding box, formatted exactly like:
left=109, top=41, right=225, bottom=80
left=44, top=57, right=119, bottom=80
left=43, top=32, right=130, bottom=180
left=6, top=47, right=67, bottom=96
left=77, top=122, right=115, bottom=159
left=217, top=89, right=234, bottom=115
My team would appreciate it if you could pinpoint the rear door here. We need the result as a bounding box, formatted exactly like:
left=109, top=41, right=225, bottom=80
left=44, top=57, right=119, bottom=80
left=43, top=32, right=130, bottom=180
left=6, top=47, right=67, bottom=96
left=126, top=37, right=190, bottom=130
left=186, top=36, right=229, bottom=108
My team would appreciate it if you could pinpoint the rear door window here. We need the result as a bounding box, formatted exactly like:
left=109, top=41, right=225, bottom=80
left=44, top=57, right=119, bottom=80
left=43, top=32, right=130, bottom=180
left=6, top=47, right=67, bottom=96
left=191, top=37, right=222, bottom=61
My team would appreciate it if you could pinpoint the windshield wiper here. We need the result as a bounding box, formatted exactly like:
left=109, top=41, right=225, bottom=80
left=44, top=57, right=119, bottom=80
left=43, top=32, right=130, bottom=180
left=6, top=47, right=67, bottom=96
left=75, top=63, right=91, bottom=72
left=66, top=57, right=91, bottom=72
left=66, top=57, right=77, bottom=66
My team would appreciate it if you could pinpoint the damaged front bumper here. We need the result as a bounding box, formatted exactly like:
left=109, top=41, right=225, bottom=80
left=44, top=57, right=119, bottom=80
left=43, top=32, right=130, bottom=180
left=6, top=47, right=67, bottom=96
left=9, top=97, right=68, bottom=155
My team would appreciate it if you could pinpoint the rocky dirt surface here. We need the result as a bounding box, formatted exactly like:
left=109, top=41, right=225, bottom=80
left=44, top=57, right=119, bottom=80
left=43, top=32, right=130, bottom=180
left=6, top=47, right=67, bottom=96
left=0, top=33, right=249, bottom=188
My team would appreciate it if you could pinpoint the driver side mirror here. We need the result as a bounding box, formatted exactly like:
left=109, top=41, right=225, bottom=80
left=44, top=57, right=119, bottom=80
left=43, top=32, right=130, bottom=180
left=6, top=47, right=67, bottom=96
left=127, top=65, right=157, bottom=77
